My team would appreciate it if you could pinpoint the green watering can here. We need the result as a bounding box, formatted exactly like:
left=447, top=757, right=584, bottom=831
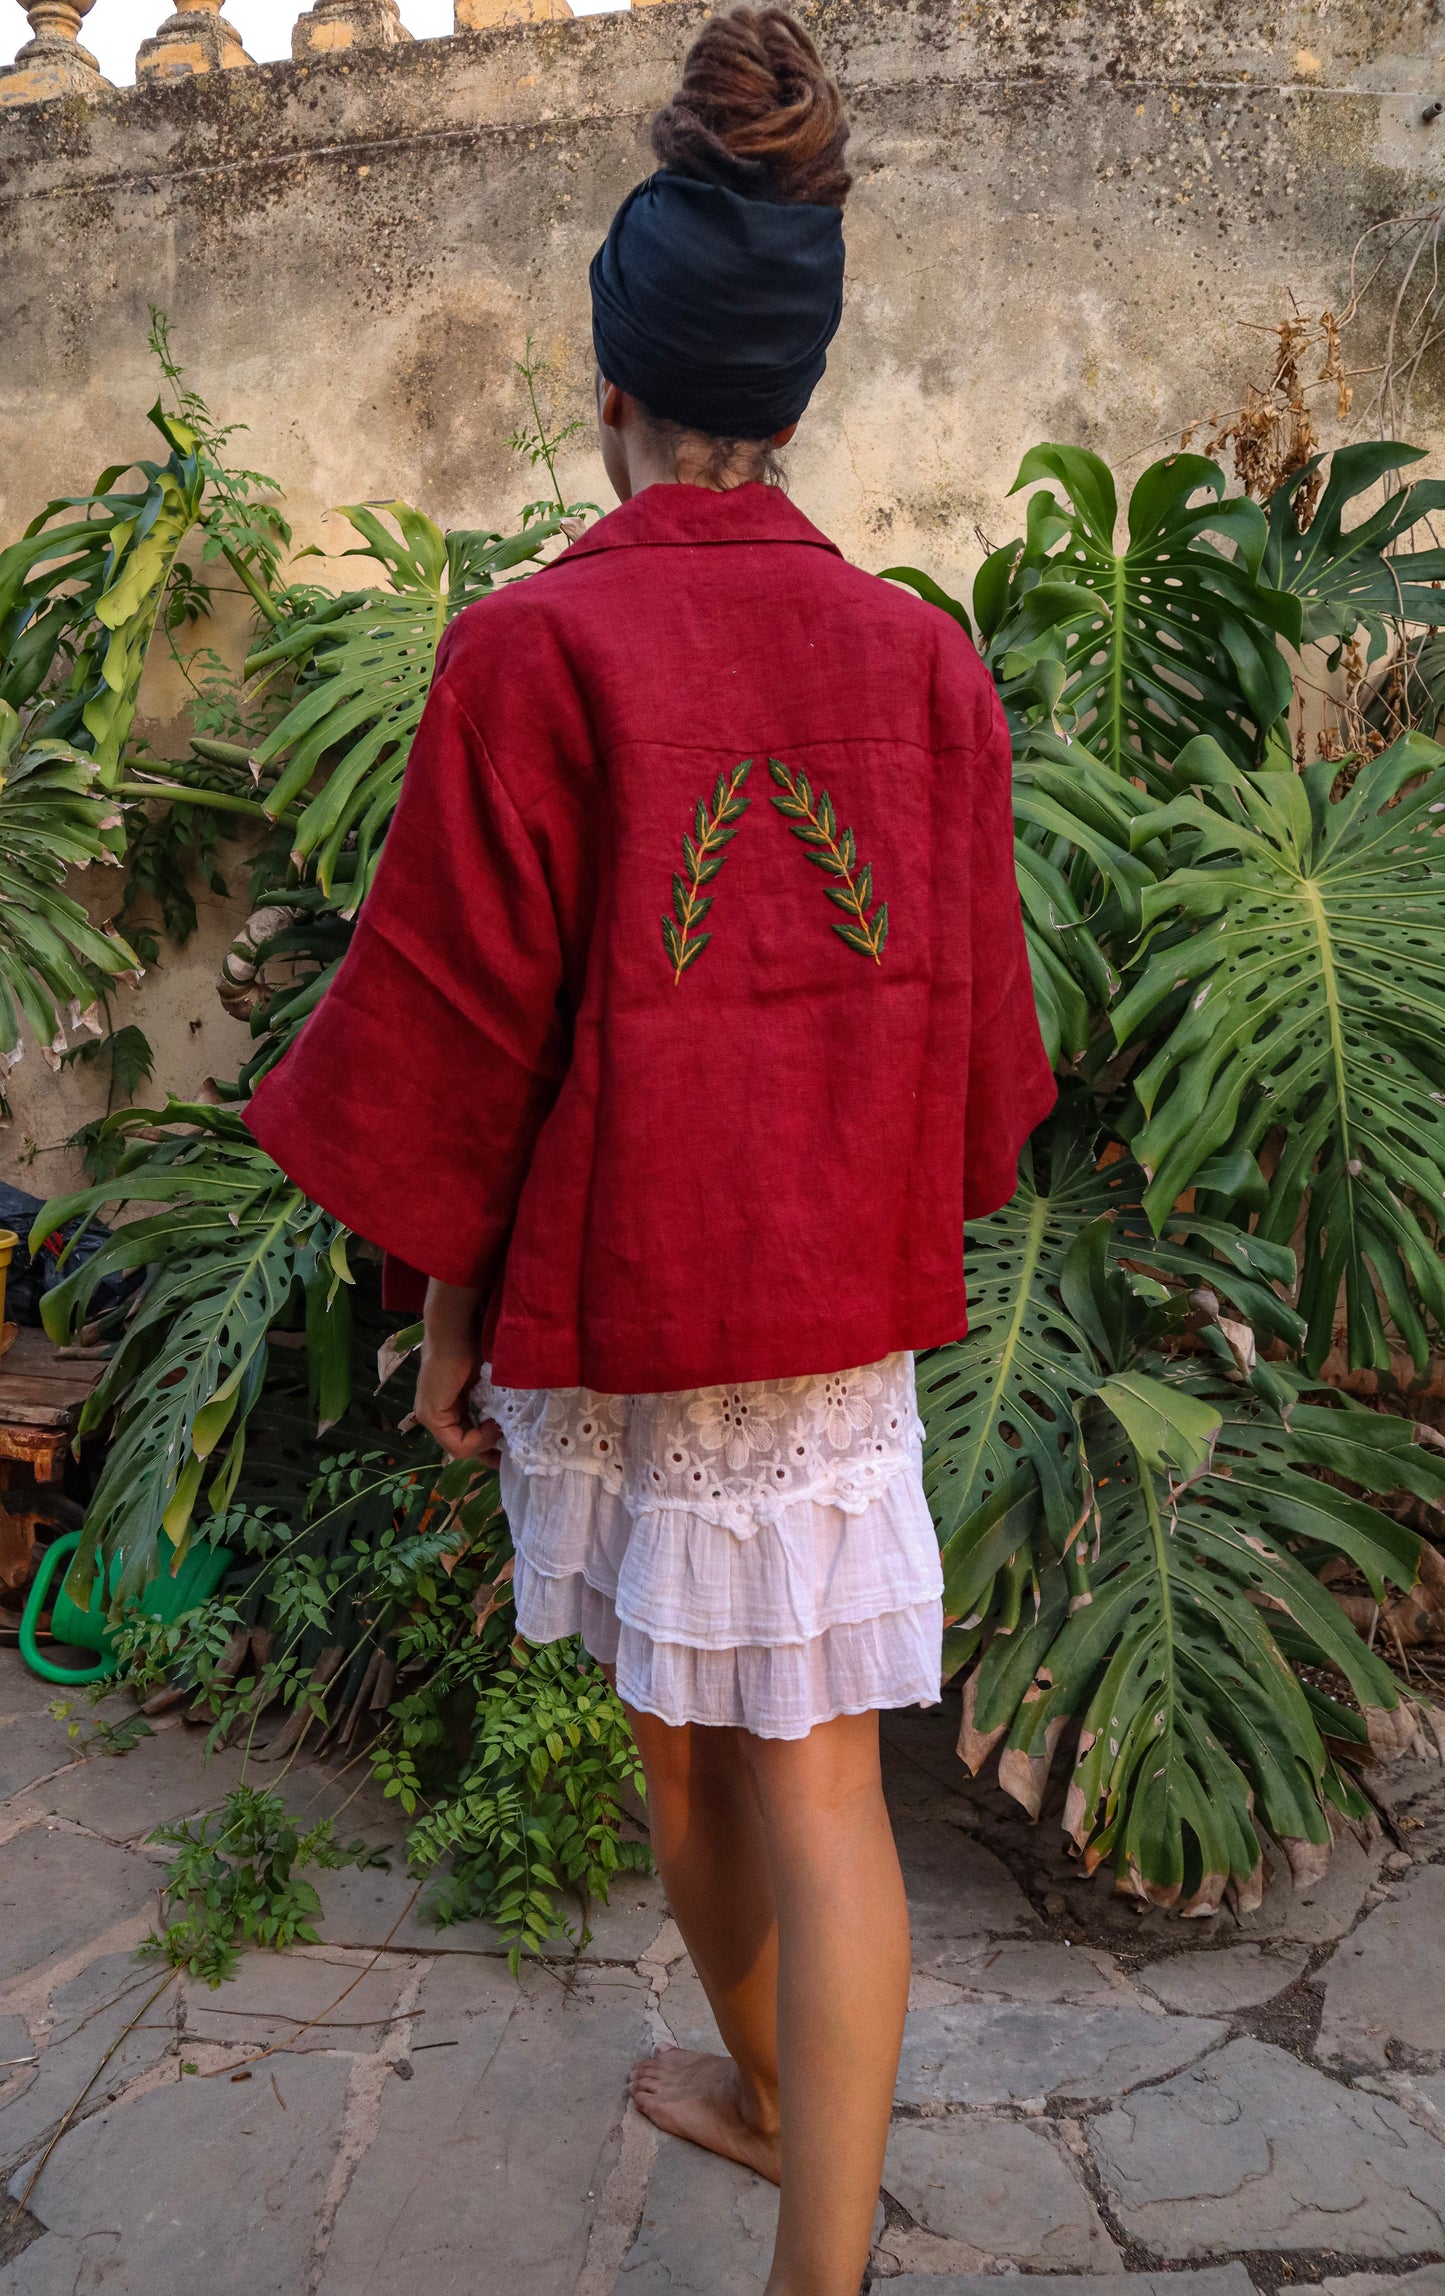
left=19, top=1530, right=234, bottom=1687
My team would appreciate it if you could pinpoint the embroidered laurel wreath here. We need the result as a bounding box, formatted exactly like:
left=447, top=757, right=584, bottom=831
left=662, top=759, right=754, bottom=984
left=662, top=756, right=889, bottom=984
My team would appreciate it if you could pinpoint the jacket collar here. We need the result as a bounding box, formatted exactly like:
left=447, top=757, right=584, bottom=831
left=553, top=480, right=842, bottom=562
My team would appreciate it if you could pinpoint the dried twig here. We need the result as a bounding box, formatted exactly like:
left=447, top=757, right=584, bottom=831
left=10, top=1968, right=179, bottom=2225
left=195, top=1882, right=425, bottom=2080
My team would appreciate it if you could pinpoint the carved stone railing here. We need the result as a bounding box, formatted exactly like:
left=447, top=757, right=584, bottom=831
left=0, top=0, right=660, bottom=100
left=0, top=0, right=109, bottom=101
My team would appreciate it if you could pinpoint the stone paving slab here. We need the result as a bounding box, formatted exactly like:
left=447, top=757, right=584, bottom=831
left=879, top=2114, right=1119, bottom=2270
left=1322, top=2269, right=1445, bottom=2296
left=2, top=2048, right=350, bottom=2294
left=918, top=1940, right=1135, bottom=2005
left=657, top=1961, right=725, bottom=2054
left=311, top=1856, right=499, bottom=1954
left=894, top=1817, right=1042, bottom=1953
left=0, top=1717, right=75, bottom=1801
left=1317, top=1867, right=1445, bottom=2070
left=1242, top=1834, right=1385, bottom=1944
left=1089, top=2035, right=1445, bottom=2257
left=897, top=2001, right=1226, bottom=2107
left=318, top=1955, right=650, bottom=2294
left=0, top=1828, right=158, bottom=1988
left=1363, top=2072, right=1445, bottom=2147
left=880, top=2273, right=1258, bottom=2296
left=0, top=1952, right=175, bottom=2174
left=0, top=1671, right=52, bottom=1721
left=1360, top=1755, right=1445, bottom=1863
left=1134, top=1944, right=1310, bottom=2015
left=6, top=1646, right=1441, bottom=2296
left=25, top=1729, right=249, bottom=1844
left=180, top=1946, right=409, bottom=2053
left=617, top=2134, right=778, bottom=2294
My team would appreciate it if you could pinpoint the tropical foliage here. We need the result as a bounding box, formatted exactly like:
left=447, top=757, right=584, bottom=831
left=1, top=332, right=634, bottom=1958
left=4, top=322, right=1445, bottom=1927
left=892, top=426, right=1445, bottom=1906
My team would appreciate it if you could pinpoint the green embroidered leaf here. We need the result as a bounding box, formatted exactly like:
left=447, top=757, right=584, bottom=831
left=769, top=758, right=889, bottom=964
left=833, top=923, right=877, bottom=956
left=662, top=758, right=752, bottom=985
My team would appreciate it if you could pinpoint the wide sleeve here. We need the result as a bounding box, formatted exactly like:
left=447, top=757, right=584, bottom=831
left=947, top=654, right=1057, bottom=1221
left=244, top=661, right=572, bottom=1295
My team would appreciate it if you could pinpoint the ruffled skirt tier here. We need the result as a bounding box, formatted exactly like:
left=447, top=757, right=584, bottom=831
left=477, top=1354, right=944, bottom=1740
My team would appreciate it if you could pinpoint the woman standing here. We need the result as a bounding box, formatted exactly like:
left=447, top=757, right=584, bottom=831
left=247, top=12, right=1053, bottom=2291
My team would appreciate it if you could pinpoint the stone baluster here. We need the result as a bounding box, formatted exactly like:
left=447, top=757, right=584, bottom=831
left=452, top=0, right=572, bottom=30
left=0, top=0, right=109, bottom=106
left=136, top=0, right=252, bottom=81
left=292, top=0, right=412, bottom=59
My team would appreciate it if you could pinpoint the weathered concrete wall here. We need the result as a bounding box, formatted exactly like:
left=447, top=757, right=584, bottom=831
left=1, top=0, right=1443, bottom=1193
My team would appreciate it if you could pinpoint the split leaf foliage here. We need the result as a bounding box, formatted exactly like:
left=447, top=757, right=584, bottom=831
left=8, top=345, right=1445, bottom=1924
left=908, top=433, right=1445, bottom=1899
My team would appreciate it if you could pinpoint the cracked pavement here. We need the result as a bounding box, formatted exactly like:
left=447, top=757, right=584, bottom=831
left=4, top=1658, right=1445, bottom=2293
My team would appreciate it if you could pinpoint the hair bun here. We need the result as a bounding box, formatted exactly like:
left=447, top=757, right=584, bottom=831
left=650, top=7, right=851, bottom=210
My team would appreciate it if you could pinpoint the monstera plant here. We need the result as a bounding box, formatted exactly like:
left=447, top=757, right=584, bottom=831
left=891, top=437, right=1445, bottom=1905
left=7, top=331, right=1445, bottom=1925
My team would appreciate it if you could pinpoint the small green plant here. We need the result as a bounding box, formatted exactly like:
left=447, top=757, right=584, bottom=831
left=141, top=1782, right=385, bottom=1987
left=508, top=337, right=589, bottom=521
left=405, top=1643, right=650, bottom=1971
left=46, top=1698, right=156, bottom=1756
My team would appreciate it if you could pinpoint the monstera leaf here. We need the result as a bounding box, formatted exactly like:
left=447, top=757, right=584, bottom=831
left=1263, top=442, right=1445, bottom=654
left=919, top=1098, right=1304, bottom=1637
left=34, top=1107, right=353, bottom=1608
left=0, top=404, right=205, bottom=779
left=1117, top=734, right=1445, bottom=1372
left=1002, top=446, right=1300, bottom=781
left=250, top=503, right=570, bottom=902
left=0, top=709, right=138, bottom=1075
left=962, top=1374, right=1429, bottom=1911
left=231, top=890, right=356, bottom=1097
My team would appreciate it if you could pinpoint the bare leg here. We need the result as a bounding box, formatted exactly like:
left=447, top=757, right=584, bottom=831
left=627, top=1712, right=783, bottom=2181
left=750, top=1713, right=909, bottom=2296
left=627, top=1707, right=910, bottom=2296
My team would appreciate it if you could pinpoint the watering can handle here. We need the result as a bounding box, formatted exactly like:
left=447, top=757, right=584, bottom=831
left=18, top=1533, right=114, bottom=1687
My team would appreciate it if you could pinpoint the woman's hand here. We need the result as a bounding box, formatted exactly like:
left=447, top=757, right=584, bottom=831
left=416, top=1279, right=501, bottom=1465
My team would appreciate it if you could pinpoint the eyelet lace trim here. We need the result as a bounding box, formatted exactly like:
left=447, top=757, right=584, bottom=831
left=474, top=1354, right=924, bottom=1541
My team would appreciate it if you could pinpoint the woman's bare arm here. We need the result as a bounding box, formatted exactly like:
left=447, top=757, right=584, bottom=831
left=415, top=1279, right=500, bottom=1464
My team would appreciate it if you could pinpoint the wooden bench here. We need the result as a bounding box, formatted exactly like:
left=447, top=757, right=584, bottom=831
left=0, top=1330, right=107, bottom=1595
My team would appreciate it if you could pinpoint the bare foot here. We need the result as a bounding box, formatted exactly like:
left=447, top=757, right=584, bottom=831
left=629, top=2049, right=782, bottom=2185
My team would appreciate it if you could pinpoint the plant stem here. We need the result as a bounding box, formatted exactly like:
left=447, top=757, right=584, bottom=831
left=221, top=542, right=283, bottom=629
left=115, top=780, right=288, bottom=824
left=521, top=340, right=566, bottom=515
left=189, top=737, right=255, bottom=768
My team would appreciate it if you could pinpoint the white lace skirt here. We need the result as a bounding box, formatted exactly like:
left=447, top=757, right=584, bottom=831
left=473, top=1354, right=944, bottom=1740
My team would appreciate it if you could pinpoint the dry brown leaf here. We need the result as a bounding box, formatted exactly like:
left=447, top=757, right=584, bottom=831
left=956, top=1668, right=1009, bottom=1777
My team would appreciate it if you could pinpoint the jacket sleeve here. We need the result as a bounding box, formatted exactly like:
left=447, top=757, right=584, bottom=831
left=244, top=660, right=571, bottom=1295
left=943, top=647, right=1057, bottom=1220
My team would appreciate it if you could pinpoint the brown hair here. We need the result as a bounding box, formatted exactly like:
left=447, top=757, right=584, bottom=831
left=650, top=6, right=851, bottom=211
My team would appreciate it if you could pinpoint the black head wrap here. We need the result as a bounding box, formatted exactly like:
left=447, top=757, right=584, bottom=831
left=589, top=171, right=845, bottom=441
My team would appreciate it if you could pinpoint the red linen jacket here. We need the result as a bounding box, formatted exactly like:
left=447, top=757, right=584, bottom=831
left=245, top=482, right=1055, bottom=1394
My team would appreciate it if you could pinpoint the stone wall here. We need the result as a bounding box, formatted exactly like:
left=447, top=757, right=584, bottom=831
left=0, top=0, right=1442, bottom=1194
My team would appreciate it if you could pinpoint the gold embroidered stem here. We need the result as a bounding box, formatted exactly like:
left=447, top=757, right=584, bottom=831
left=662, top=758, right=753, bottom=984
left=767, top=759, right=889, bottom=963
